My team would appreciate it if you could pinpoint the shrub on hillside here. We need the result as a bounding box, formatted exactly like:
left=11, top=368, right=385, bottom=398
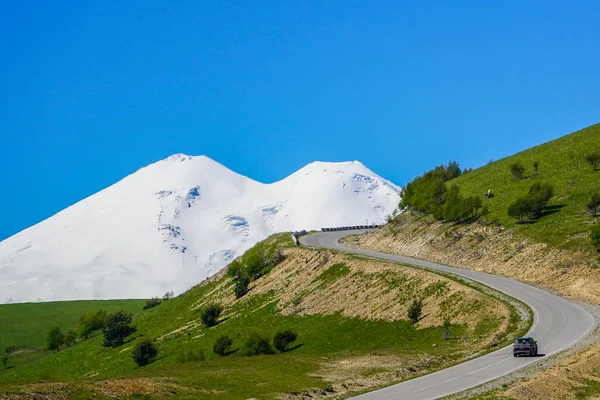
left=64, top=329, right=77, bottom=347
left=244, top=243, right=285, bottom=280
left=586, top=149, right=600, bottom=171
left=443, top=185, right=483, bottom=223
left=163, top=291, right=175, bottom=300
left=78, top=309, right=108, bottom=339
left=408, top=299, right=423, bottom=323
left=227, top=260, right=245, bottom=278
left=213, top=335, right=233, bottom=356
left=46, top=326, right=64, bottom=352
left=4, top=345, right=16, bottom=355
left=592, top=226, right=600, bottom=251
left=102, top=310, right=136, bottom=348
left=273, top=330, right=297, bottom=353
left=242, top=333, right=275, bottom=356
left=507, top=183, right=554, bottom=222
left=143, top=297, right=162, bottom=310
left=587, top=194, right=600, bottom=217
left=510, top=162, right=526, bottom=179
left=200, top=303, right=223, bottom=327
left=234, top=274, right=250, bottom=298
left=132, top=339, right=158, bottom=367
left=532, top=161, right=539, bottom=176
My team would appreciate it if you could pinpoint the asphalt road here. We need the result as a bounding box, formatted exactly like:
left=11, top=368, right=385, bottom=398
left=300, top=230, right=596, bottom=400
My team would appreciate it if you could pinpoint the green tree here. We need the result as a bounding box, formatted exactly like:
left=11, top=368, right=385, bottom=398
left=227, top=260, right=245, bottom=278
left=592, top=226, right=600, bottom=250
left=528, top=182, right=554, bottom=218
left=46, top=326, right=64, bottom=352
left=78, top=310, right=108, bottom=339
left=510, top=162, right=526, bottom=179
left=443, top=185, right=483, bottom=223
left=102, top=310, right=136, bottom=348
left=143, top=298, right=162, bottom=310
left=507, top=197, right=535, bottom=222
left=132, top=339, right=158, bottom=367
left=233, top=275, right=250, bottom=299
left=4, top=345, right=16, bottom=355
left=586, top=149, right=600, bottom=171
left=408, top=299, right=423, bottom=323
left=213, top=335, right=233, bottom=356
left=587, top=194, right=600, bottom=217
left=273, top=330, right=298, bottom=353
left=532, top=161, right=539, bottom=175
left=200, top=304, right=223, bottom=327
left=445, top=160, right=462, bottom=180
left=64, top=329, right=77, bottom=347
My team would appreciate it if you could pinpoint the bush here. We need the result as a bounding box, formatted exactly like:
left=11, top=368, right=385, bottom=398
left=586, top=149, right=600, bottom=171
left=227, top=260, right=245, bottom=278
left=163, top=291, right=175, bottom=300
left=273, top=330, right=297, bottom=353
left=64, top=329, right=77, bottom=347
left=213, top=335, right=233, bottom=356
left=177, top=348, right=205, bottom=363
left=510, top=162, right=526, bottom=179
left=143, top=297, right=162, bottom=310
left=102, top=310, right=136, bottom=348
left=443, top=185, right=483, bottom=223
left=587, top=194, right=600, bottom=217
left=242, top=333, right=275, bottom=356
left=532, top=161, right=539, bottom=175
left=234, top=275, right=250, bottom=299
left=46, top=326, right=64, bottom=352
left=4, top=345, right=16, bottom=355
left=200, top=304, right=223, bottom=327
left=132, top=339, right=158, bottom=367
left=78, top=310, right=108, bottom=339
left=507, top=183, right=554, bottom=222
left=508, top=197, right=536, bottom=222
left=592, top=226, right=600, bottom=250
left=408, top=300, right=423, bottom=323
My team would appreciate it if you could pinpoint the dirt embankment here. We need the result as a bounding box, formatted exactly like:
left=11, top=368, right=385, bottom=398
left=343, top=217, right=600, bottom=303
left=343, top=215, right=600, bottom=399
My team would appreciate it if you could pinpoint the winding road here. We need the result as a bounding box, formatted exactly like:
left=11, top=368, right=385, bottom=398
left=300, top=230, right=596, bottom=400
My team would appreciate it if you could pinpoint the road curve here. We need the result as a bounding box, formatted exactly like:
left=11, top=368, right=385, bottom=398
left=300, top=230, right=596, bottom=400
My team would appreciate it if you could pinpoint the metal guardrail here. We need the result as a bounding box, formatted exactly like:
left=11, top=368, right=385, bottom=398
left=320, top=225, right=382, bottom=232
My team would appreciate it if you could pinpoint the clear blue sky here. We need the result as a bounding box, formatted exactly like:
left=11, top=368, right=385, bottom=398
left=1, top=1, right=599, bottom=240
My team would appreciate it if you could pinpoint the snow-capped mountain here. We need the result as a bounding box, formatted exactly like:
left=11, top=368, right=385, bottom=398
left=0, top=154, right=400, bottom=303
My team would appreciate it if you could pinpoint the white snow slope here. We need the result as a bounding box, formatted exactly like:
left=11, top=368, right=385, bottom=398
left=0, top=154, right=401, bottom=303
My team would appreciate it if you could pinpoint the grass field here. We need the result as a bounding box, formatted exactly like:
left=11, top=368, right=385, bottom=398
left=0, top=299, right=146, bottom=351
left=449, top=123, right=600, bottom=251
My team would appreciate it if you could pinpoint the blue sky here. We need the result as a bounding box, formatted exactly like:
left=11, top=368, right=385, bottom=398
left=1, top=1, right=599, bottom=240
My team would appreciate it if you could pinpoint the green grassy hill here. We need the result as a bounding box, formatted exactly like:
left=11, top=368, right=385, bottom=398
left=450, top=123, right=600, bottom=251
left=0, top=299, right=145, bottom=351
left=0, top=234, right=524, bottom=400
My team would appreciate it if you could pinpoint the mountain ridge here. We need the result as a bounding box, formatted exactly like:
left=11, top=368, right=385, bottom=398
left=0, top=155, right=401, bottom=303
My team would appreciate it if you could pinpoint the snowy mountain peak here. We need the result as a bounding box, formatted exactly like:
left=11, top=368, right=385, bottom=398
left=0, top=157, right=401, bottom=304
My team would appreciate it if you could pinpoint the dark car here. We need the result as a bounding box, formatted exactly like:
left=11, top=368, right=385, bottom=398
left=513, top=337, right=538, bottom=357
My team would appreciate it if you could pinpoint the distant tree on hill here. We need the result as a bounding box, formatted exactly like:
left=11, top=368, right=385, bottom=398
left=408, top=299, right=423, bottom=323
left=586, top=149, right=600, bottom=171
left=532, top=161, right=539, bottom=176
left=273, top=330, right=297, bottom=353
left=510, top=162, right=526, bottom=179
left=507, top=183, right=554, bottom=222
left=46, top=326, right=64, bottom=352
left=4, top=345, right=16, bottom=355
left=446, top=161, right=462, bottom=180
left=213, top=335, right=233, bottom=356
left=79, top=310, right=108, bottom=339
left=102, top=310, right=136, bottom=348
left=587, top=194, right=600, bottom=217
left=64, top=329, right=77, bottom=347
left=143, top=298, right=162, bottom=310
left=163, top=291, right=175, bottom=300
left=132, top=339, right=158, bottom=367
left=234, top=275, right=250, bottom=299
left=443, top=185, right=483, bottom=223
left=200, top=304, right=223, bottom=327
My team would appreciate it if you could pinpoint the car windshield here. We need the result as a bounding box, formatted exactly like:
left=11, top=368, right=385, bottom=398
left=516, top=338, right=530, bottom=344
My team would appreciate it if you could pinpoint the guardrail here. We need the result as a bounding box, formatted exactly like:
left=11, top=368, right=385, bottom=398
left=320, top=225, right=382, bottom=232
left=291, top=230, right=308, bottom=246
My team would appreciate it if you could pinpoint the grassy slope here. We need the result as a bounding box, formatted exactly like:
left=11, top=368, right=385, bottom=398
left=0, top=234, right=521, bottom=399
left=0, top=299, right=145, bottom=350
left=450, top=123, right=600, bottom=250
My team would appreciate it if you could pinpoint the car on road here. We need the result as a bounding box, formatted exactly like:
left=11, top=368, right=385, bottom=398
left=513, top=337, right=538, bottom=357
